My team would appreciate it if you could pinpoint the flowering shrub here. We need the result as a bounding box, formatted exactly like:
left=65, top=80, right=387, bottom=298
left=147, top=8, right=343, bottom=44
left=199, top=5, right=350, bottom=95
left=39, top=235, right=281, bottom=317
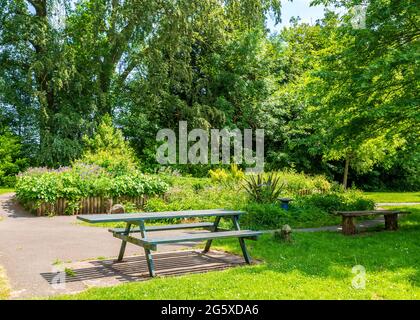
left=15, top=164, right=168, bottom=214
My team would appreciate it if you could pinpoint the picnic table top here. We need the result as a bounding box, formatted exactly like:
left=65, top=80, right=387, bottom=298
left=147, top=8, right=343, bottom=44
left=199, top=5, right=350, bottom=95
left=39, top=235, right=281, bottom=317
left=77, top=209, right=245, bottom=223
left=335, top=210, right=408, bottom=217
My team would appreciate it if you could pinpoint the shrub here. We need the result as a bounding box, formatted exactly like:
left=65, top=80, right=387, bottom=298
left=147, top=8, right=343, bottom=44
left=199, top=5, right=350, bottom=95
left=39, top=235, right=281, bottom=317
left=79, top=114, right=139, bottom=176
left=242, top=172, right=285, bottom=203
left=241, top=190, right=374, bottom=230
left=208, top=164, right=245, bottom=187
left=15, top=164, right=168, bottom=215
left=296, top=190, right=374, bottom=214
left=0, top=131, right=28, bottom=187
left=275, top=170, right=333, bottom=195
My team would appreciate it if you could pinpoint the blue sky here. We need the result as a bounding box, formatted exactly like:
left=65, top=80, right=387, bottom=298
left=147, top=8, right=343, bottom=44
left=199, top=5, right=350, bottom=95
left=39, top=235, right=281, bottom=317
left=267, top=0, right=341, bottom=33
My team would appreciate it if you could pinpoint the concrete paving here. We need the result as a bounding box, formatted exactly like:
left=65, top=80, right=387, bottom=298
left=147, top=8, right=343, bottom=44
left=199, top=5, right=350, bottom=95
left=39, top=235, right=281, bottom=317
left=0, top=193, right=243, bottom=299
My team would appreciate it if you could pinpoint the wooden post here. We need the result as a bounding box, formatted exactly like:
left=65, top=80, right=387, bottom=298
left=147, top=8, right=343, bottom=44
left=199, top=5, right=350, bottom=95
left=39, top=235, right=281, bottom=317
left=384, top=213, right=398, bottom=231
left=342, top=216, right=356, bottom=235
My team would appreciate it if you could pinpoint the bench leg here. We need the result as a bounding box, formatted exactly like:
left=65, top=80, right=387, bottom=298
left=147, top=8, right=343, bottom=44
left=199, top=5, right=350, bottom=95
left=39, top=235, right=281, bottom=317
left=144, top=248, right=156, bottom=277
left=238, top=238, right=251, bottom=264
left=203, top=216, right=221, bottom=253
left=232, top=215, right=252, bottom=264
left=138, top=221, right=156, bottom=277
left=385, top=213, right=398, bottom=231
left=342, top=216, right=356, bottom=235
left=117, top=223, right=132, bottom=261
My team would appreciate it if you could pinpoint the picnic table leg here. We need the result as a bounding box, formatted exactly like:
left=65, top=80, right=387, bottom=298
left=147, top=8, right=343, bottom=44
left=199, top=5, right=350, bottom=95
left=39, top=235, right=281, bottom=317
left=139, top=221, right=156, bottom=277
left=232, top=215, right=251, bottom=264
left=384, top=213, right=398, bottom=231
left=342, top=216, right=356, bottom=235
left=202, top=216, right=221, bottom=253
left=117, top=223, right=132, bottom=262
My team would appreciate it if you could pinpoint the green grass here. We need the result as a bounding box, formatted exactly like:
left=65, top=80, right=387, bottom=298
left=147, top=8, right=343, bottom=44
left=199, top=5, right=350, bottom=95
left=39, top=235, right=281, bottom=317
left=0, top=188, right=14, bottom=195
left=365, top=192, right=420, bottom=203
left=0, top=266, right=10, bottom=300
left=55, top=205, right=420, bottom=300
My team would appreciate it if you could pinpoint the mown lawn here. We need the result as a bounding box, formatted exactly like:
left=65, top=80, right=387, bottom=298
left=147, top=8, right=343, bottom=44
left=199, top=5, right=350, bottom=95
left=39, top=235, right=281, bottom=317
left=56, top=206, right=420, bottom=300
left=364, top=192, right=420, bottom=203
left=0, top=188, right=14, bottom=195
left=0, top=266, right=10, bottom=300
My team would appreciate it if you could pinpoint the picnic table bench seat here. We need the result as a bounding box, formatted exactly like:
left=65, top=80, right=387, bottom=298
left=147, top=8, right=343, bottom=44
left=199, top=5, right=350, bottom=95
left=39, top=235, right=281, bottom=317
left=113, top=230, right=262, bottom=251
left=77, top=209, right=261, bottom=277
left=109, top=222, right=215, bottom=233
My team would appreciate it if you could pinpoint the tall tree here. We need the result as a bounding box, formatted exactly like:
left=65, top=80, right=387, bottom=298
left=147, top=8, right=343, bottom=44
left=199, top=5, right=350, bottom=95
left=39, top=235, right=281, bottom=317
left=0, top=0, right=281, bottom=166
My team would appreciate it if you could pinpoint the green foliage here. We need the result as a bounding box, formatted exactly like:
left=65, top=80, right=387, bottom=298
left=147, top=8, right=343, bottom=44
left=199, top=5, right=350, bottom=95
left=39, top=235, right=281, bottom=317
left=243, top=172, right=285, bottom=203
left=295, top=190, right=375, bottom=214
left=0, top=0, right=417, bottom=191
left=78, top=115, right=139, bottom=175
left=0, top=130, right=28, bottom=186
left=208, top=164, right=245, bottom=187
left=241, top=190, right=373, bottom=230
left=15, top=165, right=168, bottom=215
left=142, top=174, right=371, bottom=230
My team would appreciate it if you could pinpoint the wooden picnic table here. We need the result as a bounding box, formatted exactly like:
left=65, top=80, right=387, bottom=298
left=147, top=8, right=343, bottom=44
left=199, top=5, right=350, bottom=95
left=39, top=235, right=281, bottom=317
left=77, top=209, right=262, bottom=277
left=335, top=210, right=411, bottom=235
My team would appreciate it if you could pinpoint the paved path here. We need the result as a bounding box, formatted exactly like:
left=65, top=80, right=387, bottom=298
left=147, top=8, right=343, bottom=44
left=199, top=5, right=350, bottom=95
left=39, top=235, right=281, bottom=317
left=0, top=193, right=218, bottom=299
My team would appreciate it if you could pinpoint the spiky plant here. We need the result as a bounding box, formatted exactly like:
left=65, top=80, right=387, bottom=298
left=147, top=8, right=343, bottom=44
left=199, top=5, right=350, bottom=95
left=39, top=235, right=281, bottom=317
left=243, top=172, right=284, bottom=203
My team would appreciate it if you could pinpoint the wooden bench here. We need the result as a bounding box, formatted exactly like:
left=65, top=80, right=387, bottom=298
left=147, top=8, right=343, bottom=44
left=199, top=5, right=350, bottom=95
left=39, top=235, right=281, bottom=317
left=335, top=210, right=411, bottom=235
left=77, top=209, right=262, bottom=277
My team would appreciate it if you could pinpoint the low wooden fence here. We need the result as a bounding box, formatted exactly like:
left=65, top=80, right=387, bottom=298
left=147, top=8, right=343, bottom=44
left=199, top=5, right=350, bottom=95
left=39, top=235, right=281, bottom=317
left=27, top=196, right=147, bottom=216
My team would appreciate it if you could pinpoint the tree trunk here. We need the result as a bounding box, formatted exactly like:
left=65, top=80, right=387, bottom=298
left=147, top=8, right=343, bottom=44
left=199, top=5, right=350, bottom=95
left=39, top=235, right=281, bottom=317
left=343, top=156, right=350, bottom=189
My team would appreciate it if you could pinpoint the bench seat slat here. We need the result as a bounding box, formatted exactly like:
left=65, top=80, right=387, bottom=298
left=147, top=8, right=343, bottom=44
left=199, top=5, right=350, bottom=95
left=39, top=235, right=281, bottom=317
left=335, top=210, right=410, bottom=217
left=109, top=222, right=214, bottom=233
left=77, top=209, right=244, bottom=223
left=145, top=230, right=262, bottom=245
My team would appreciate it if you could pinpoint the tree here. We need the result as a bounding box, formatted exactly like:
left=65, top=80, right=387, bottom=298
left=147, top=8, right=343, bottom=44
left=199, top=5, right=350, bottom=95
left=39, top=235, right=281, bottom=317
left=307, top=0, right=420, bottom=187
left=0, top=130, right=28, bottom=186
left=0, top=0, right=282, bottom=166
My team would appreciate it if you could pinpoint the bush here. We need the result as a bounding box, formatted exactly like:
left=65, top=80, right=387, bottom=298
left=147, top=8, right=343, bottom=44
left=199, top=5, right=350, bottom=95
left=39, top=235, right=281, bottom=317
left=208, top=164, right=245, bottom=187
left=241, top=190, right=374, bottom=230
left=0, top=131, right=28, bottom=187
left=296, top=190, right=374, bottom=214
left=79, top=114, right=139, bottom=176
left=242, top=172, right=284, bottom=203
left=15, top=164, right=168, bottom=214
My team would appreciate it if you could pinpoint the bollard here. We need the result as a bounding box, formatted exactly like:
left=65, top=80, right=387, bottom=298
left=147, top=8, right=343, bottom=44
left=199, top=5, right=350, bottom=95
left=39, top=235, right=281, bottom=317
left=278, top=197, right=293, bottom=210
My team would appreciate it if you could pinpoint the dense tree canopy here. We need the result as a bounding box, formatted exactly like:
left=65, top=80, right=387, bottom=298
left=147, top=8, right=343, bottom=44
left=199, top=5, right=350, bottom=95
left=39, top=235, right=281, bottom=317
left=0, top=0, right=418, bottom=190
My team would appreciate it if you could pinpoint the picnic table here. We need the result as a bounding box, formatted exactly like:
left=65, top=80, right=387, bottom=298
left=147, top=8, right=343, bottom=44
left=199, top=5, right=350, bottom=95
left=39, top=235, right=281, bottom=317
left=77, top=209, right=262, bottom=277
left=335, top=210, right=411, bottom=235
